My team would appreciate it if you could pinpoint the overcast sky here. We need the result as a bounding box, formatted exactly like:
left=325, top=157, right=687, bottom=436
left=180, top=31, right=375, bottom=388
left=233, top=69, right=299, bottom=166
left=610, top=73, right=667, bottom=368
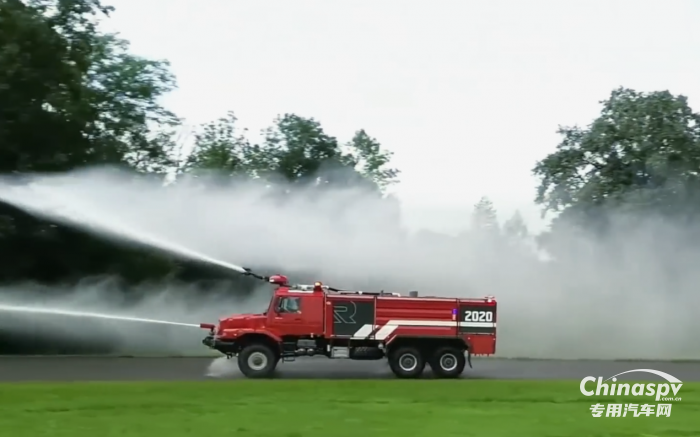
left=103, top=0, right=700, bottom=234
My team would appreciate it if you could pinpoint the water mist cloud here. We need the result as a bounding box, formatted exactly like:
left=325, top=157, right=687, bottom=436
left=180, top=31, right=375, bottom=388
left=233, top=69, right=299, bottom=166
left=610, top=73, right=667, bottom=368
left=0, top=165, right=698, bottom=360
left=0, top=278, right=272, bottom=355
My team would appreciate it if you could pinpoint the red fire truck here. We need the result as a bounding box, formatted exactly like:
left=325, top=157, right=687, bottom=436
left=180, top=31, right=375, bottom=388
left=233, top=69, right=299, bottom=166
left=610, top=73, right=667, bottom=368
left=200, top=272, right=497, bottom=379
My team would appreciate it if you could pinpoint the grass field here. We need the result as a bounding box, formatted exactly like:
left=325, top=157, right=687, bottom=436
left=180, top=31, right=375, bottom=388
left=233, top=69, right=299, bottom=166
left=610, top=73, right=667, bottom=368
left=1, top=380, right=698, bottom=437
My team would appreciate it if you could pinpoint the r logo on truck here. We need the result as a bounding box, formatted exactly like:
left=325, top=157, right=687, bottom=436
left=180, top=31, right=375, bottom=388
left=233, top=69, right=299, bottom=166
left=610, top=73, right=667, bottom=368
left=332, top=300, right=374, bottom=336
left=333, top=301, right=357, bottom=324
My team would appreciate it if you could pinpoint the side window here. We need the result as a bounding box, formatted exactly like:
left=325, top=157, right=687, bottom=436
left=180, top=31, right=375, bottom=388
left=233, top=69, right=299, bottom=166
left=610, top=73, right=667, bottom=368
left=277, top=297, right=301, bottom=313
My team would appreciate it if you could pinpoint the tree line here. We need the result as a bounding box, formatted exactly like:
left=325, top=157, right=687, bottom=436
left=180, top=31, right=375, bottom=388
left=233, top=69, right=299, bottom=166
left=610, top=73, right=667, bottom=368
left=3, top=0, right=700, bottom=292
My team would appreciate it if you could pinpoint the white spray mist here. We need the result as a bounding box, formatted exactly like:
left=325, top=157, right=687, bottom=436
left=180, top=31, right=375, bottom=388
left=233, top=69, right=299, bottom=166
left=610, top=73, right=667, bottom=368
left=0, top=165, right=698, bottom=360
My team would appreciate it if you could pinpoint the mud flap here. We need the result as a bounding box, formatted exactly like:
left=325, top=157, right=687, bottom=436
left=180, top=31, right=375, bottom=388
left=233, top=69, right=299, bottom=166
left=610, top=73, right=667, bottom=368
left=467, top=348, right=472, bottom=368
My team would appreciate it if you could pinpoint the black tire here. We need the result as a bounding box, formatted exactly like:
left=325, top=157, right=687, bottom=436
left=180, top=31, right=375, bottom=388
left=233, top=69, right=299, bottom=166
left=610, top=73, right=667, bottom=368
left=388, top=346, right=425, bottom=379
left=430, top=347, right=466, bottom=378
left=238, top=344, right=278, bottom=378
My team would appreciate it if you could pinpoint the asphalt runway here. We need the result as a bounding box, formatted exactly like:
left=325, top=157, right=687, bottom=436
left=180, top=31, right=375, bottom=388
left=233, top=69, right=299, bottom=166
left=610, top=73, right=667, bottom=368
left=0, top=357, right=699, bottom=381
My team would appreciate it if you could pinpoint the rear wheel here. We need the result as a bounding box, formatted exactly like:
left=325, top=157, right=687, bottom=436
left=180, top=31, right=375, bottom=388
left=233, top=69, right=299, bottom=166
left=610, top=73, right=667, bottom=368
left=389, top=346, right=425, bottom=379
left=238, top=344, right=278, bottom=378
left=430, top=346, right=466, bottom=378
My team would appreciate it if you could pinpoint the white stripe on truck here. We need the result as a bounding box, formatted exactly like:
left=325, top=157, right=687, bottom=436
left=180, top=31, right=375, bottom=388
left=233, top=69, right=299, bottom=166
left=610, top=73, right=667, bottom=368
left=348, top=320, right=497, bottom=340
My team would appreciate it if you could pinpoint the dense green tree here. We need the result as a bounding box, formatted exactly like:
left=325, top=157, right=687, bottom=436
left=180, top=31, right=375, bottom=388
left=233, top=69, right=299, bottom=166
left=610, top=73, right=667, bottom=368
left=0, top=0, right=92, bottom=173
left=260, top=114, right=342, bottom=183
left=0, top=0, right=179, bottom=174
left=180, top=111, right=253, bottom=176
left=533, top=87, right=700, bottom=223
left=532, top=87, right=700, bottom=263
left=0, top=0, right=180, bottom=284
left=183, top=112, right=399, bottom=192
left=340, top=130, right=400, bottom=191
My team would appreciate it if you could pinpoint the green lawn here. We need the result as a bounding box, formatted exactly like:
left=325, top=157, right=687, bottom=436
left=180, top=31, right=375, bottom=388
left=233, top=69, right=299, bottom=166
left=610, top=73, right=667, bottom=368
left=0, top=380, right=698, bottom=437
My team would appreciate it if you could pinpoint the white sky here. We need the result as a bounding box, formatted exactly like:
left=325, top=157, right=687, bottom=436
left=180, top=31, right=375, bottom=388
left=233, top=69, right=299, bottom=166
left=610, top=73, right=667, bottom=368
left=103, top=0, right=700, bottom=234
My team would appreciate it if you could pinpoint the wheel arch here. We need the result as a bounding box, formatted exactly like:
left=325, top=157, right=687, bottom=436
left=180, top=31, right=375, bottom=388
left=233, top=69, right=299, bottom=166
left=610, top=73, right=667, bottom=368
left=237, top=333, right=282, bottom=359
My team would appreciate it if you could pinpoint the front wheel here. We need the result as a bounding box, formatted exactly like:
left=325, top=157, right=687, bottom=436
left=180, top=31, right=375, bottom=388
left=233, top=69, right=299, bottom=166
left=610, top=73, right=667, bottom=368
left=388, top=346, right=425, bottom=379
left=430, top=346, right=466, bottom=378
left=238, top=344, right=278, bottom=378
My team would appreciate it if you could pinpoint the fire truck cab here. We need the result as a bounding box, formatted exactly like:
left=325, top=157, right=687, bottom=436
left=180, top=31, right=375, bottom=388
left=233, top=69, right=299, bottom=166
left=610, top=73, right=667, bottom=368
left=200, top=275, right=497, bottom=379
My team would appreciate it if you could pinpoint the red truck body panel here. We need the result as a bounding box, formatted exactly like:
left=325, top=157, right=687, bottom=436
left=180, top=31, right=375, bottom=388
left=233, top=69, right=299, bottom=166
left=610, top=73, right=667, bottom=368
left=213, top=284, right=497, bottom=356
left=323, top=293, right=496, bottom=355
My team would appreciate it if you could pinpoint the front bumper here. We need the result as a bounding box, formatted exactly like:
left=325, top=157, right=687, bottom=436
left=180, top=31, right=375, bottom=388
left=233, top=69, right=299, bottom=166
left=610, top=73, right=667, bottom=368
left=202, top=335, right=237, bottom=354
left=203, top=335, right=215, bottom=348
